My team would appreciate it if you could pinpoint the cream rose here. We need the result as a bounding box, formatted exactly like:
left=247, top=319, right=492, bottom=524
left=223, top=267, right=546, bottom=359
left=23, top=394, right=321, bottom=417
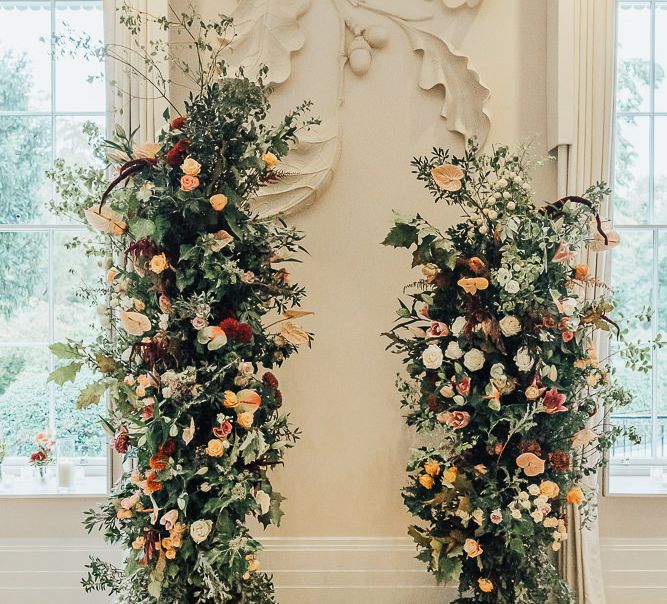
left=514, top=346, right=534, bottom=372
left=499, top=315, right=521, bottom=337
left=180, top=156, right=202, bottom=176
left=451, top=316, right=466, bottom=336
left=489, top=363, right=506, bottom=381
left=445, top=341, right=464, bottom=360
left=463, top=348, right=485, bottom=371
left=190, top=519, right=213, bottom=544
left=572, top=428, right=598, bottom=449
left=422, top=344, right=444, bottom=369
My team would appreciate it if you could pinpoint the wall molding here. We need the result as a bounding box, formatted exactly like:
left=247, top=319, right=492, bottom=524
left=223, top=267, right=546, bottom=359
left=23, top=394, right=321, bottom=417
left=0, top=536, right=664, bottom=603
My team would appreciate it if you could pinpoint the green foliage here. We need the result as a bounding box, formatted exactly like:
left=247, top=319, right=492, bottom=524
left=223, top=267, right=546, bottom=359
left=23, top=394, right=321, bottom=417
left=383, top=141, right=650, bottom=603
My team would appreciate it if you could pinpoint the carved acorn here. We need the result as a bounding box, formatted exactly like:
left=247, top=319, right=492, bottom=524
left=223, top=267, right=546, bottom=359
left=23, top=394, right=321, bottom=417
left=363, top=25, right=389, bottom=49
left=348, top=36, right=372, bottom=75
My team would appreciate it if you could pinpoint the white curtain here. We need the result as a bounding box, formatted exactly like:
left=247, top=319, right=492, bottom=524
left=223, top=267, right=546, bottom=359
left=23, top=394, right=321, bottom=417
left=103, top=0, right=170, bottom=143
left=555, top=1, right=616, bottom=603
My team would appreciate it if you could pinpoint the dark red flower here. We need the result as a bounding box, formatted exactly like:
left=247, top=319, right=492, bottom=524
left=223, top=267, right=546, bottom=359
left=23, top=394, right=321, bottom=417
left=113, top=426, right=130, bottom=454
left=548, top=451, right=571, bottom=471
left=519, top=440, right=542, bottom=457
left=31, top=451, right=46, bottom=462
left=274, top=388, right=283, bottom=408
left=235, top=323, right=253, bottom=343
left=165, top=139, right=189, bottom=167
left=426, top=394, right=439, bottom=411
left=262, top=372, right=279, bottom=389
left=170, top=117, right=186, bottom=130
left=159, top=439, right=176, bottom=456
left=219, top=318, right=253, bottom=343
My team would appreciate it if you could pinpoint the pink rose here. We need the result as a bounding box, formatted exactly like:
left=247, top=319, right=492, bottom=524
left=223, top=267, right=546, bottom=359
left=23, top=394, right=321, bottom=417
left=427, top=321, right=449, bottom=337
left=213, top=420, right=233, bottom=439
left=456, top=377, right=471, bottom=396
left=442, top=410, right=471, bottom=430
left=543, top=388, right=567, bottom=414
left=180, top=174, right=200, bottom=191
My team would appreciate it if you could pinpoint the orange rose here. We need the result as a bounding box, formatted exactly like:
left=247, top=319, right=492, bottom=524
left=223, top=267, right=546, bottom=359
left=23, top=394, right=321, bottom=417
left=210, top=194, right=228, bottom=211
left=149, top=453, right=169, bottom=471
left=223, top=391, right=239, bottom=408
left=424, top=460, right=441, bottom=477
left=442, top=466, right=458, bottom=483
left=206, top=439, right=225, bottom=457
left=262, top=152, right=279, bottom=167
left=574, top=264, right=589, bottom=280
left=468, top=257, right=485, bottom=273
left=463, top=538, right=483, bottom=558
left=418, top=474, right=435, bottom=489
left=180, top=174, right=200, bottom=191
left=566, top=486, right=584, bottom=505
left=478, top=578, right=493, bottom=593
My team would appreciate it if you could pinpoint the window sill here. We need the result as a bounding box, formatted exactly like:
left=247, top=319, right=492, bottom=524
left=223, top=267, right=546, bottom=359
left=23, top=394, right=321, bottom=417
left=0, top=471, right=106, bottom=498
left=608, top=466, right=667, bottom=496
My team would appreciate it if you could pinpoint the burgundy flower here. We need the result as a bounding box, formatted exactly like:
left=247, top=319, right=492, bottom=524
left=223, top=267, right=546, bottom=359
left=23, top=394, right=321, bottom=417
left=165, top=139, right=189, bottom=167
left=170, top=117, right=187, bottom=130
left=262, top=372, right=279, bottom=389
left=113, top=426, right=130, bottom=454
left=159, top=439, right=176, bottom=456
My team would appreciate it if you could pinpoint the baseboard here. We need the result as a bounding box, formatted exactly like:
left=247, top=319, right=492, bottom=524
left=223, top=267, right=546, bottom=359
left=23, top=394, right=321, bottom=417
left=0, top=536, right=452, bottom=604
left=600, top=538, right=667, bottom=604
left=1, top=535, right=663, bottom=604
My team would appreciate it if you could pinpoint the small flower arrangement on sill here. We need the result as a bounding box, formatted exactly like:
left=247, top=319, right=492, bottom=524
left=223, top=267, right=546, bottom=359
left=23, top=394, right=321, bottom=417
left=28, top=432, right=55, bottom=479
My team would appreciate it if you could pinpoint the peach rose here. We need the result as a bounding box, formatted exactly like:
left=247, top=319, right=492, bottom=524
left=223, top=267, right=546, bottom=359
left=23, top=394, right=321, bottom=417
left=441, top=410, right=471, bottom=430
left=180, top=174, right=200, bottom=191
left=223, top=391, right=239, bottom=408
left=431, top=163, right=464, bottom=191
left=418, top=474, right=435, bottom=489
left=539, top=480, right=560, bottom=499
left=574, top=264, right=589, bottom=280
left=424, top=460, right=441, bottom=476
left=237, top=411, right=254, bottom=430
left=478, top=578, right=493, bottom=593
left=206, top=439, right=225, bottom=457
left=149, top=253, right=168, bottom=274
left=442, top=467, right=458, bottom=483
left=566, top=486, right=584, bottom=505
left=463, top=538, right=483, bottom=558
left=210, top=194, right=228, bottom=211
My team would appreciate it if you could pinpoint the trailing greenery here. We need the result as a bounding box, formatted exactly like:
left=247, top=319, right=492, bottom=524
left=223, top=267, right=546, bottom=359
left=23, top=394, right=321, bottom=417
left=48, top=7, right=315, bottom=603
left=383, top=141, right=659, bottom=603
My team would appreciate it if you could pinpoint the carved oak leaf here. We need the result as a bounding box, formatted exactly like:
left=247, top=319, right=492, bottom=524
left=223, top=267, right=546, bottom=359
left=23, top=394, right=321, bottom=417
left=398, top=22, right=490, bottom=144
left=225, top=0, right=311, bottom=86
left=441, top=0, right=483, bottom=8
left=250, top=120, right=340, bottom=217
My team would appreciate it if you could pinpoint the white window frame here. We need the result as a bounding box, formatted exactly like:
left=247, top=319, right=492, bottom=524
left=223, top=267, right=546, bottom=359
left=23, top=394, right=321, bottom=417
left=0, top=0, right=108, bottom=492
left=608, top=1, right=667, bottom=494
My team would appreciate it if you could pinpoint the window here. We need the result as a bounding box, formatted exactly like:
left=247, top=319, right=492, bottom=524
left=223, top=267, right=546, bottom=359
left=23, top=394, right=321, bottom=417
left=609, top=1, right=667, bottom=494
left=0, top=0, right=106, bottom=495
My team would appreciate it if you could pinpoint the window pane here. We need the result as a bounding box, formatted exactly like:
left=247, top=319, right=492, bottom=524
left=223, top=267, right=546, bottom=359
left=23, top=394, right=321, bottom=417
left=0, top=116, right=52, bottom=224
left=0, top=231, right=49, bottom=342
left=55, top=366, right=105, bottom=458
left=654, top=117, right=667, bottom=223
left=610, top=416, right=652, bottom=460
left=0, top=2, right=52, bottom=112
left=613, top=115, right=650, bottom=225
left=53, top=230, right=100, bottom=341
left=55, top=115, right=105, bottom=167
left=616, top=2, right=652, bottom=114
left=0, top=347, right=50, bottom=457
left=654, top=5, right=667, bottom=112
left=55, top=2, right=105, bottom=113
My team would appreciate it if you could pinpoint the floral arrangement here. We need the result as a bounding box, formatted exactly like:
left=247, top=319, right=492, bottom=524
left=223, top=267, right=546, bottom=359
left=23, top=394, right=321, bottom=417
left=48, top=7, right=315, bottom=604
left=28, top=432, right=55, bottom=470
left=383, top=141, right=651, bottom=603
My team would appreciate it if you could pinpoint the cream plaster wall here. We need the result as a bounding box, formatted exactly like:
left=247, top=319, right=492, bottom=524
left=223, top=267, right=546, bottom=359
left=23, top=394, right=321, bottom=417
left=2, top=1, right=663, bottom=602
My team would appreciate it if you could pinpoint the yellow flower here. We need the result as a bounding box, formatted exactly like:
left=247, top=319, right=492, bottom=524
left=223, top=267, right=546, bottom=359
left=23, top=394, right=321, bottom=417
left=210, top=194, right=228, bottom=211
left=223, top=391, right=239, bottom=408
left=180, top=156, right=202, bottom=176
left=566, top=486, right=584, bottom=505
left=431, top=163, right=464, bottom=191
left=463, top=538, right=483, bottom=558
left=161, top=537, right=173, bottom=550
left=418, top=474, right=434, bottom=489
left=237, top=411, right=254, bottom=430
left=206, top=439, right=225, bottom=457
left=262, top=152, right=279, bottom=167
left=539, top=480, right=560, bottom=499
left=478, top=578, right=494, bottom=593
left=442, top=466, right=458, bottom=483
left=424, top=460, right=441, bottom=477
left=149, top=253, right=169, bottom=274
